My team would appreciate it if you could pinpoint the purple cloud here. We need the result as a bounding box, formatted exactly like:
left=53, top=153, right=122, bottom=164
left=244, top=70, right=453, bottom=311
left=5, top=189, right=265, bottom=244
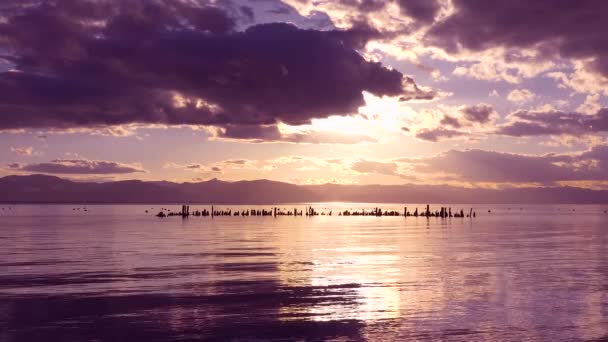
left=498, top=108, right=608, bottom=137
left=331, top=0, right=441, bottom=24
left=8, top=159, right=145, bottom=174
left=415, top=128, right=467, bottom=142
left=216, top=124, right=376, bottom=144
left=403, top=146, right=608, bottom=183
left=439, top=115, right=461, bottom=128
left=426, top=0, right=608, bottom=77
left=0, top=0, right=435, bottom=133
left=396, top=0, right=441, bottom=24
left=460, top=104, right=494, bottom=124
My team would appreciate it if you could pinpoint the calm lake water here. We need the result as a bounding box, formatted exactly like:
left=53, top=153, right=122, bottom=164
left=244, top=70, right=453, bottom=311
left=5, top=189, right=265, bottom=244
left=1, top=204, right=607, bottom=341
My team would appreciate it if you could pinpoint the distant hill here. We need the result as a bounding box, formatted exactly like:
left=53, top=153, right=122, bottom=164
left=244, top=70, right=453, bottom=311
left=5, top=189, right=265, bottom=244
left=1, top=174, right=608, bottom=204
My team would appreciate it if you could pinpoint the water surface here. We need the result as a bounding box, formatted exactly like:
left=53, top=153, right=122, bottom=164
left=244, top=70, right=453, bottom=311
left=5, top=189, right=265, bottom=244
left=1, top=204, right=607, bottom=341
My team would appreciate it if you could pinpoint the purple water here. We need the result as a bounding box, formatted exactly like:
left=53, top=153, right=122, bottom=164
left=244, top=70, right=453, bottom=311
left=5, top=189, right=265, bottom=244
left=1, top=204, right=607, bottom=341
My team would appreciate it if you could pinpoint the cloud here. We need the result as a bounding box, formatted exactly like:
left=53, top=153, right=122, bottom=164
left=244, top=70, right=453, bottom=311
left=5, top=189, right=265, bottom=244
left=401, top=146, right=608, bottom=184
left=412, top=103, right=497, bottom=142
left=425, top=1, right=608, bottom=81
left=165, top=159, right=259, bottom=173
left=213, top=124, right=376, bottom=144
left=8, top=159, right=145, bottom=174
left=415, top=128, right=467, bottom=142
left=0, top=0, right=435, bottom=134
left=396, top=0, right=441, bottom=24
left=10, top=146, right=33, bottom=156
left=460, top=104, right=494, bottom=124
left=577, top=94, right=602, bottom=115
left=286, top=0, right=608, bottom=88
left=223, top=159, right=249, bottom=166
left=283, top=0, right=443, bottom=29
left=546, top=62, right=608, bottom=95
left=497, top=108, right=608, bottom=137
left=507, top=89, right=536, bottom=103
left=351, top=160, right=398, bottom=176
left=439, top=115, right=461, bottom=128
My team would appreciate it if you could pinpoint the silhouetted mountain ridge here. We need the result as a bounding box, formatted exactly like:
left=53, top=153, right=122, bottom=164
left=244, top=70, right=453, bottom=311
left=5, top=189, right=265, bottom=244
left=1, top=174, right=608, bottom=204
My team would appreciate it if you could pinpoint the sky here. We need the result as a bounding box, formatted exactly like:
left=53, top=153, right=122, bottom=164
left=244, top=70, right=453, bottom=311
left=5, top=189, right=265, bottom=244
left=1, top=0, right=608, bottom=189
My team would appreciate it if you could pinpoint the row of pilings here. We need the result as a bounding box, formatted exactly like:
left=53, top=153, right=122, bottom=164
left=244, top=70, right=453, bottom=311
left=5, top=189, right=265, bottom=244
left=155, top=205, right=477, bottom=218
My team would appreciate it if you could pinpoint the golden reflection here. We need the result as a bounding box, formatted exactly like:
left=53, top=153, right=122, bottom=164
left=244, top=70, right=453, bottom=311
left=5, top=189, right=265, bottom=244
left=275, top=217, right=408, bottom=321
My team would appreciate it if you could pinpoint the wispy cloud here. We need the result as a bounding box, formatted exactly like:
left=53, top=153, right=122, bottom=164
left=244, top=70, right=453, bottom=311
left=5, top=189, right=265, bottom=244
left=8, top=159, right=145, bottom=175
left=10, top=146, right=34, bottom=156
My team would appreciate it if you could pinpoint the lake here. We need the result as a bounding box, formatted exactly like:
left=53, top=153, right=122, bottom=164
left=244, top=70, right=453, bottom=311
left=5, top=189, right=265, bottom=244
left=1, top=204, right=607, bottom=341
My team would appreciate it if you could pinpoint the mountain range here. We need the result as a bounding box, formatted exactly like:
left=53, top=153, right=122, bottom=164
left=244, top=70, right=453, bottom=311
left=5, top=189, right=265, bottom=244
left=1, top=174, right=608, bottom=204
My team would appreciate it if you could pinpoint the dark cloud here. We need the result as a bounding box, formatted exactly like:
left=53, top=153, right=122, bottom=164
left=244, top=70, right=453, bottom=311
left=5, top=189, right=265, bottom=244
left=404, top=146, right=608, bottom=183
left=337, top=0, right=388, bottom=13
left=439, top=115, right=461, bottom=128
left=325, top=20, right=385, bottom=50
left=426, top=0, right=608, bottom=76
left=461, top=104, right=493, bottom=124
left=497, top=108, right=608, bottom=137
left=335, top=0, right=440, bottom=24
left=219, top=125, right=283, bottom=141
left=0, top=0, right=434, bottom=133
left=216, top=124, right=376, bottom=144
left=396, top=0, right=441, bottom=24
left=415, top=128, right=467, bottom=142
left=8, top=159, right=145, bottom=174
left=352, top=160, right=398, bottom=175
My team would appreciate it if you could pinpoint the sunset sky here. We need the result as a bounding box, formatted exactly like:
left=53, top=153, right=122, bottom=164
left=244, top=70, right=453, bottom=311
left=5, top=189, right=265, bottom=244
left=1, top=0, right=607, bottom=189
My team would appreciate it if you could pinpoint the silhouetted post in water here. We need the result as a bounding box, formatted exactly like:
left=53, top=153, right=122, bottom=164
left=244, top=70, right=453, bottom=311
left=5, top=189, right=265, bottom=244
left=153, top=204, right=480, bottom=219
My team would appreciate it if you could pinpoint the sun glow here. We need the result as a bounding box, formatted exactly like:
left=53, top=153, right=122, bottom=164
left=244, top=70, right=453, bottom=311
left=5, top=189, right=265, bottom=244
left=279, top=92, right=416, bottom=141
